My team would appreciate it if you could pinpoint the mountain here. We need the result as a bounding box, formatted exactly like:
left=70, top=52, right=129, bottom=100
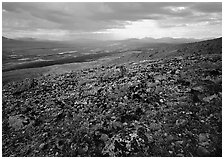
left=2, top=37, right=222, bottom=157
left=107, top=37, right=222, bottom=65
left=126, top=37, right=200, bottom=44
left=15, top=37, right=39, bottom=41
left=107, top=37, right=203, bottom=50
left=2, top=36, right=72, bottom=51
left=2, top=36, right=14, bottom=41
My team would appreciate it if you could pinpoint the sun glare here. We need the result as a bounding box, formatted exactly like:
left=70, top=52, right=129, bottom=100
left=107, top=20, right=159, bottom=39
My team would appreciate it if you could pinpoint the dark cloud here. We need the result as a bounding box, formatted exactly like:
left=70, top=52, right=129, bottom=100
left=192, top=2, right=222, bottom=13
left=2, top=2, right=222, bottom=40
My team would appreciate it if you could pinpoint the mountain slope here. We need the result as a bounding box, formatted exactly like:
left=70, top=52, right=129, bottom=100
left=2, top=37, right=222, bottom=157
left=107, top=37, right=221, bottom=66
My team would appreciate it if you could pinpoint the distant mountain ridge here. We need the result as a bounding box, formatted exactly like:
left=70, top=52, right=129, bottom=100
left=2, top=36, right=13, bottom=41
left=3, top=36, right=208, bottom=44
left=122, top=37, right=202, bottom=44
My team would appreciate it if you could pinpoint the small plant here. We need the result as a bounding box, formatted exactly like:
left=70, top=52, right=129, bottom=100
left=120, top=65, right=127, bottom=77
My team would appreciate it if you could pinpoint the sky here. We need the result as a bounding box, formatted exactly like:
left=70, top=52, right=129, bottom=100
left=2, top=2, right=222, bottom=41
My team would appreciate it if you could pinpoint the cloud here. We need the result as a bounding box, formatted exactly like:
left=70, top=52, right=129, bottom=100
left=192, top=2, right=222, bottom=13
left=2, top=2, right=222, bottom=40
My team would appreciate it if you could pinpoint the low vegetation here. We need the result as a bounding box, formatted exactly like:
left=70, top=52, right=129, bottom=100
left=2, top=38, right=222, bottom=157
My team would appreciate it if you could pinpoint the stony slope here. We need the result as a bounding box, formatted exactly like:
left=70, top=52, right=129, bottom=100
left=2, top=38, right=222, bottom=157
left=107, top=37, right=222, bottom=66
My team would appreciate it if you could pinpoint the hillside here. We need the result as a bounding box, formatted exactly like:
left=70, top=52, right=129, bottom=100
left=2, top=37, right=184, bottom=84
left=106, top=37, right=222, bottom=66
left=2, top=38, right=222, bottom=157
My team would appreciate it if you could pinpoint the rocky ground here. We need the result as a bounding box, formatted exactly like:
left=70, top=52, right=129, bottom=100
left=2, top=49, right=222, bottom=156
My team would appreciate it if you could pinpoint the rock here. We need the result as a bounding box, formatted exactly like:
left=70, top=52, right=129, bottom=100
left=200, top=141, right=210, bottom=147
left=78, top=143, right=89, bottom=154
left=150, top=123, right=161, bottom=131
left=8, top=115, right=30, bottom=130
left=21, top=106, right=32, bottom=114
left=82, top=144, right=89, bottom=152
left=191, top=86, right=204, bottom=93
left=112, top=121, right=122, bottom=130
left=158, top=99, right=163, bottom=103
left=154, top=75, right=166, bottom=81
left=146, top=88, right=151, bottom=93
left=147, top=82, right=157, bottom=88
left=176, top=119, right=187, bottom=127
left=166, top=135, right=175, bottom=142
left=55, top=111, right=66, bottom=122
left=111, top=116, right=116, bottom=120
left=21, top=145, right=32, bottom=155
left=197, top=146, right=210, bottom=157
left=70, top=143, right=77, bottom=151
left=123, top=122, right=128, bottom=126
left=154, top=86, right=163, bottom=94
left=56, top=139, right=64, bottom=150
left=39, top=143, right=48, bottom=150
left=145, top=133, right=154, bottom=143
left=176, top=140, right=184, bottom=145
left=135, top=107, right=144, bottom=116
left=213, top=77, right=222, bottom=85
left=177, top=79, right=191, bottom=86
left=175, top=69, right=181, bottom=74
left=168, top=150, right=173, bottom=154
left=100, top=134, right=109, bottom=141
left=155, top=80, right=160, bottom=84
left=13, top=78, right=35, bottom=95
left=205, top=69, right=221, bottom=76
left=176, top=153, right=184, bottom=157
left=203, top=94, right=218, bottom=102
left=198, top=133, right=209, bottom=143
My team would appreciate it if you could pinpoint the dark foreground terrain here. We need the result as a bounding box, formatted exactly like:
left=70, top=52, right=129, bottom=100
left=2, top=38, right=222, bottom=157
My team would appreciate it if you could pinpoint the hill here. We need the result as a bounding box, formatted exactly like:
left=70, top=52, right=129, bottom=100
left=2, top=37, right=222, bottom=157
left=104, top=37, right=221, bottom=66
